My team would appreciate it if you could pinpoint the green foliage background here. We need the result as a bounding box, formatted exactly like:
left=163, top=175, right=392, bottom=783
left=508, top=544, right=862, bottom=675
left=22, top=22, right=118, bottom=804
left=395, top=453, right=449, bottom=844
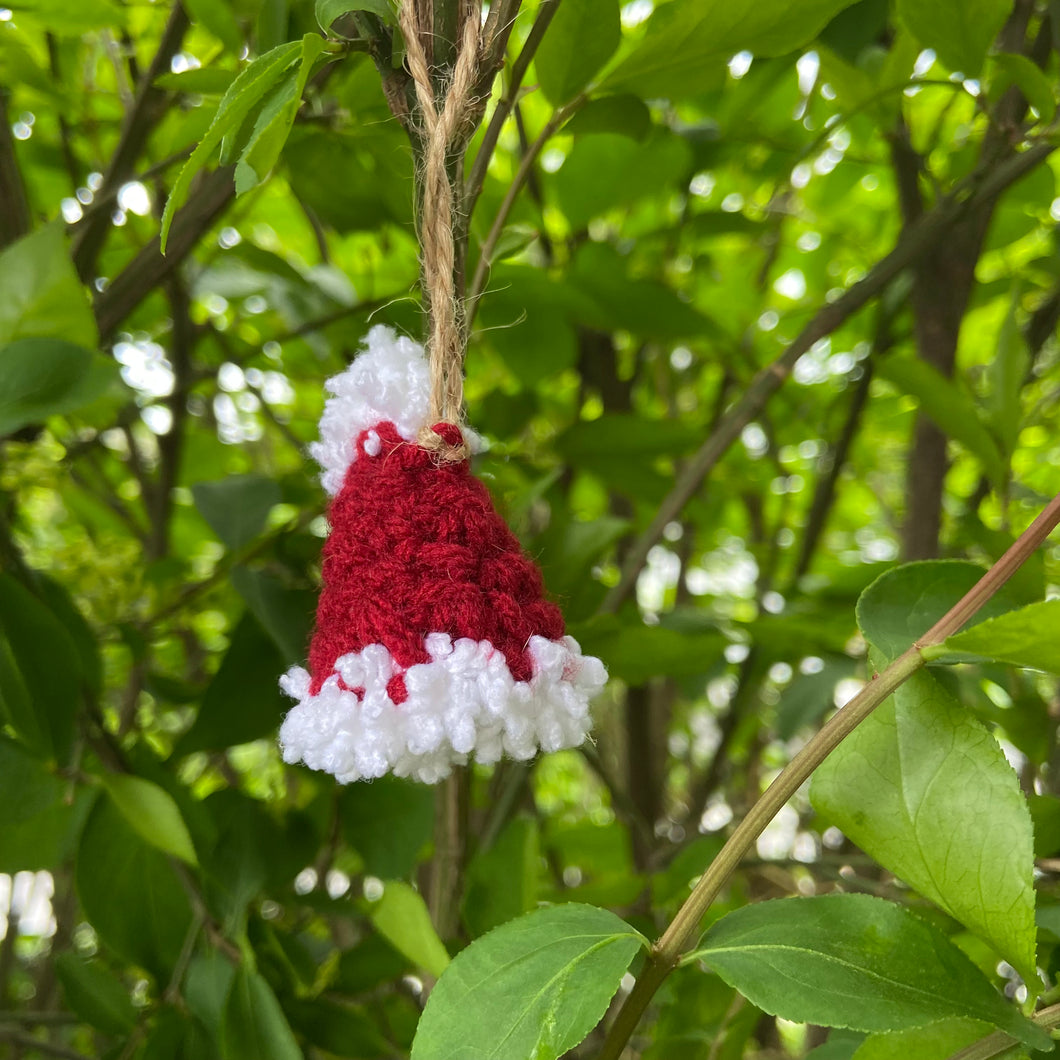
left=1, top=0, right=1060, bottom=1057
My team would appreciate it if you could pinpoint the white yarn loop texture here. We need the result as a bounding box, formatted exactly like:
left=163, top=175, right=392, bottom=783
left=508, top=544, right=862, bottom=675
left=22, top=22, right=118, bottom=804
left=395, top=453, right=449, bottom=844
left=279, top=635, right=606, bottom=783
left=311, top=325, right=482, bottom=495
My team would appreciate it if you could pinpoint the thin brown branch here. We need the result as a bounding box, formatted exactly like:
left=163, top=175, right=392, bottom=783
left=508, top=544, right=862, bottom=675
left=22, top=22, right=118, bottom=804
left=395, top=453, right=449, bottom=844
left=140, top=508, right=321, bottom=628
left=599, top=140, right=1055, bottom=614
left=947, top=1002, right=1060, bottom=1060
left=478, top=0, right=523, bottom=88
left=0, top=1014, right=78, bottom=1027
left=0, top=1030, right=92, bottom=1060
left=95, top=166, right=237, bottom=343
left=73, top=145, right=195, bottom=227
left=0, top=90, right=31, bottom=249
left=146, top=277, right=194, bottom=560
left=465, top=0, right=561, bottom=215
left=71, top=1, right=190, bottom=280
left=598, top=491, right=1060, bottom=1060
left=791, top=359, right=875, bottom=585
left=427, top=767, right=469, bottom=940
left=466, top=92, right=584, bottom=321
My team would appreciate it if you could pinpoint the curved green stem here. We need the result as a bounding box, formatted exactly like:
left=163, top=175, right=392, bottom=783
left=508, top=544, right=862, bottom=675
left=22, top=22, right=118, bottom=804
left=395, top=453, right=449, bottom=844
left=597, top=491, right=1060, bottom=1060
left=947, top=1002, right=1060, bottom=1060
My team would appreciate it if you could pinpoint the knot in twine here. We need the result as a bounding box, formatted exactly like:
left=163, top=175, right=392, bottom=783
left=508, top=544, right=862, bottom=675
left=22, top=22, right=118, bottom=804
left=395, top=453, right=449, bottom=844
left=418, top=422, right=470, bottom=464
left=399, top=0, right=481, bottom=447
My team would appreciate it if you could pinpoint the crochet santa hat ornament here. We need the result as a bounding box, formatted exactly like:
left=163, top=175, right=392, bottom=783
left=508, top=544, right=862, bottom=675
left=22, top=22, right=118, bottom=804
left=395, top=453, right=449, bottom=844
left=279, top=325, right=607, bottom=784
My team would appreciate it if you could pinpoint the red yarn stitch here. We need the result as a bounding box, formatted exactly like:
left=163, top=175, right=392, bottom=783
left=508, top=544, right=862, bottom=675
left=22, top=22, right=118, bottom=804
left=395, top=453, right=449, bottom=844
left=307, top=421, right=565, bottom=698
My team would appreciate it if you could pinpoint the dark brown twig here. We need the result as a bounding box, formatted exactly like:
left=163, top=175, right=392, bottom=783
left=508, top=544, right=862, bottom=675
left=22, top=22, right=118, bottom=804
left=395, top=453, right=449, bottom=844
left=600, top=141, right=1055, bottom=614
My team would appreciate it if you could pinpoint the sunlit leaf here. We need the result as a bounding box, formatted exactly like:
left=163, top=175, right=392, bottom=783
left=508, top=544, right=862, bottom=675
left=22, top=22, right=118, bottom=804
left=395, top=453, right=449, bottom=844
left=693, top=895, right=1046, bottom=1048
left=411, top=904, right=645, bottom=1060
left=811, top=671, right=1038, bottom=985
left=536, top=0, right=621, bottom=105
left=368, top=881, right=450, bottom=978
left=103, top=773, right=199, bottom=866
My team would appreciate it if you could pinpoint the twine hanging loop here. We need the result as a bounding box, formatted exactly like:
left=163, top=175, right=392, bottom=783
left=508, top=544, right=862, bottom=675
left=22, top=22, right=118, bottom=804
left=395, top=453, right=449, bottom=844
left=399, top=0, right=481, bottom=461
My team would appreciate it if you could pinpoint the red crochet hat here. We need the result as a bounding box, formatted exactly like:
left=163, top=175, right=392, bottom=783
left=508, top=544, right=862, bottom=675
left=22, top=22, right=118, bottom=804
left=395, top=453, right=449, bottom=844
left=279, top=326, right=607, bottom=783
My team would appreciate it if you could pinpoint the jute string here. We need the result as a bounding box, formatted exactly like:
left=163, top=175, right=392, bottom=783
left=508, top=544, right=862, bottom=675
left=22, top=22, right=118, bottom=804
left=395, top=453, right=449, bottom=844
left=399, top=0, right=481, bottom=460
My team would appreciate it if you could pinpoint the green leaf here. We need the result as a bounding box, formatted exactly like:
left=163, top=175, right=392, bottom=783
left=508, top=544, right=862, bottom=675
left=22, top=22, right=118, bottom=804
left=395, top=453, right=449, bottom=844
left=141, top=1007, right=215, bottom=1060
left=102, top=773, right=199, bottom=866
left=895, top=0, right=1010, bottom=76
left=368, top=881, right=450, bottom=978
left=991, top=53, right=1057, bottom=124
left=285, top=997, right=390, bottom=1058
left=855, top=560, right=1026, bottom=663
left=652, top=836, right=725, bottom=908
left=982, top=283, right=1031, bottom=461
left=183, top=0, right=242, bottom=51
left=538, top=515, right=630, bottom=609
left=411, top=903, right=645, bottom=1060
left=0, top=339, right=120, bottom=436
left=0, top=736, right=62, bottom=823
left=604, top=0, right=861, bottom=99
left=174, top=613, right=289, bottom=755
left=230, top=567, right=314, bottom=666
left=154, top=67, right=238, bottom=94
left=569, top=241, right=714, bottom=340
left=876, top=355, right=1007, bottom=487
left=33, top=573, right=103, bottom=696
left=850, top=1019, right=988, bottom=1060
left=536, top=0, right=621, bottom=105
left=1029, top=796, right=1060, bottom=862
left=285, top=126, right=413, bottom=232
left=691, top=894, right=1047, bottom=1048
left=811, top=671, right=1038, bottom=985
left=235, top=33, right=328, bottom=194
left=160, top=40, right=305, bottom=251
left=937, top=599, right=1060, bottom=674
left=338, top=776, right=435, bottom=879
left=462, top=816, right=539, bottom=937
left=221, top=967, right=302, bottom=1060
left=807, top=1030, right=867, bottom=1060
left=477, top=268, right=579, bottom=386
left=10, top=0, right=126, bottom=34
left=184, top=950, right=236, bottom=1037
left=191, top=474, right=281, bottom=550
left=316, top=0, right=395, bottom=32
left=0, top=225, right=97, bottom=347
left=556, top=413, right=701, bottom=464
left=76, top=796, right=193, bottom=979
left=553, top=131, right=693, bottom=228
left=571, top=615, right=725, bottom=685
left=0, top=738, right=85, bottom=873
left=0, top=574, right=83, bottom=762
left=55, top=953, right=137, bottom=1036
left=775, top=657, right=856, bottom=739
left=563, top=94, right=652, bottom=140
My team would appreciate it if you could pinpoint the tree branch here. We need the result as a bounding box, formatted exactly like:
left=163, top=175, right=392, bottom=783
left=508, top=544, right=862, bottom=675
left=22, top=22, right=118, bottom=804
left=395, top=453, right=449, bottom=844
left=0, top=90, right=31, bottom=249
left=94, top=166, right=236, bottom=343
left=946, top=1001, right=1060, bottom=1060
left=599, top=141, right=1055, bottom=614
left=790, top=359, right=875, bottom=585
left=0, top=1029, right=92, bottom=1060
left=478, top=0, right=523, bottom=96
left=466, top=93, right=583, bottom=321
left=71, top=1, right=190, bottom=281
left=598, top=491, right=1060, bottom=1060
left=465, top=0, right=561, bottom=217
left=146, top=275, right=194, bottom=561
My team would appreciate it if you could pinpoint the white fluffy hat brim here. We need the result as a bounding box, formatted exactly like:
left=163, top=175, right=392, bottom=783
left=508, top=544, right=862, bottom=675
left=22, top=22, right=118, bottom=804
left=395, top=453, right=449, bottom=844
left=279, top=633, right=606, bottom=783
